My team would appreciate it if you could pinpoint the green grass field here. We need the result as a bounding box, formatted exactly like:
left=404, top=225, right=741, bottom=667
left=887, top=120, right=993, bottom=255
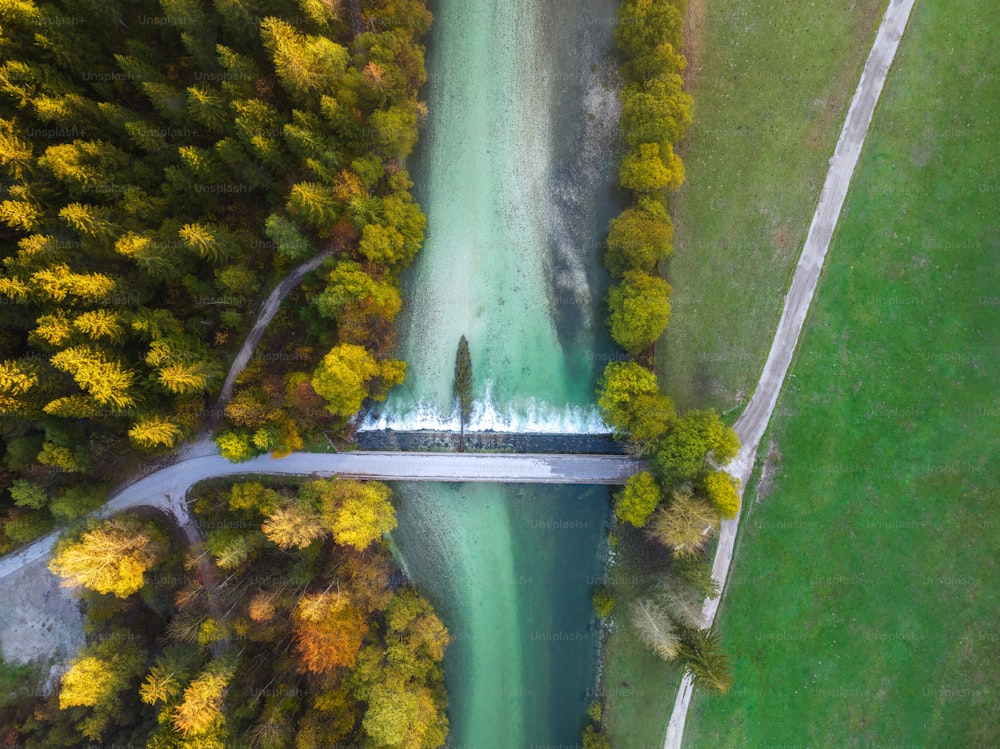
left=684, top=1, right=1000, bottom=745
left=659, top=0, right=886, bottom=412
left=603, top=2, right=890, bottom=743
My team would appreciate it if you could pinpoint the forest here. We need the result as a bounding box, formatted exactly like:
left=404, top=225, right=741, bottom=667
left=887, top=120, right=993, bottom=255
left=1, top=478, right=449, bottom=747
left=0, top=0, right=448, bottom=745
left=0, top=0, right=430, bottom=549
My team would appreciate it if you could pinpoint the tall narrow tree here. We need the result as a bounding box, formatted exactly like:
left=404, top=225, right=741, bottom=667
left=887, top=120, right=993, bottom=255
left=453, top=335, right=473, bottom=451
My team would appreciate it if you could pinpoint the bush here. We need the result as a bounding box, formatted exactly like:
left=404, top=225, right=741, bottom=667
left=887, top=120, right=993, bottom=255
left=592, top=587, right=616, bottom=619
left=702, top=471, right=741, bottom=519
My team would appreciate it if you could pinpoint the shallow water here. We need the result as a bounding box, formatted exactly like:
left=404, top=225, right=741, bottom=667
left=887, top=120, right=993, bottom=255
left=386, top=0, right=622, bottom=745
left=368, top=0, right=621, bottom=433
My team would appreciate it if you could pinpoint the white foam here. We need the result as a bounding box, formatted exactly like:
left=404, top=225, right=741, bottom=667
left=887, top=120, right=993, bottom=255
left=362, top=382, right=610, bottom=434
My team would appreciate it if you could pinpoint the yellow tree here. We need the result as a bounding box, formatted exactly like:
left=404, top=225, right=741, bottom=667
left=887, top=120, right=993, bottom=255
left=0, top=197, right=39, bottom=231
left=179, top=222, right=236, bottom=263
left=172, top=663, right=233, bottom=736
left=261, top=18, right=348, bottom=101
left=49, top=517, right=167, bottom=598
left=59, top=657, right=117, bottom=709
left=50, top=345, right=135, bottom=407
left=646, top=492, right=720, bottom=559
left=43, top=395, right=98, bottom=418
left=30, top=264, right=115, bottom=303
left=0, top=359, right=38, bottom=412
left=311, top=343, right=381, bottom=417
left=615, top=471, right=661, bottom=528
left=157, top=360, right=212, bottom=394
left=59, top=202, right=116, bottom=239
left=140, top=660, right=184, bottom=706
left=604, top=203, right=674, bottom=277
left=701, top=471, right=741, bottom=520
left=607, top=270, right=672, bottom=355
left=362, top=682, right=445, bottom=749
left=216, top=431, right=256, bottom=463
left=58, top=637, right=145, bottom=740
left=321, top=480, right=397, bottom=551
left=0, top=116, right=33, bottom=179
left=262, top=501, right=325, bottom=549
left=620, top=143, right=685, bottom=193
left=287, top=180, right=339, bottom=230
left=33, top=310, right=74, bottom=346
left=128, top=416, right=183, bottom=449
left=73, top=309, right=125, bottom=343
left=596, top=360, right=674, bottom=442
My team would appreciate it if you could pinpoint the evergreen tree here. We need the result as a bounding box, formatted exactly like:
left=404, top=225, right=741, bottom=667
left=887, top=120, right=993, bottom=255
left=679, top=626, right=734, bottom=695
left=453, top=335, right=473, bottom=450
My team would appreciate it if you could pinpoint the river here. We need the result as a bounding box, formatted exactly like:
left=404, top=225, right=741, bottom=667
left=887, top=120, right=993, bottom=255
left=378, top=0, right=623, bottom=745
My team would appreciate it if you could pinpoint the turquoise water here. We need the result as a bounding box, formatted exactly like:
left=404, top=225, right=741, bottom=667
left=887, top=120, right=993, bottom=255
left=384, top=0, right=622, bottom=745
left=392, top=484, right=610, bottom=748
left=367, top=0, right=621, bottom=433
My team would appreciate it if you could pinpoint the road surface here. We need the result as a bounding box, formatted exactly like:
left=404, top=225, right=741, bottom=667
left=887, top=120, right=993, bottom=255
left=0, top=448, right=643, bottom=581
left=663, top=1, right=916, bottom=746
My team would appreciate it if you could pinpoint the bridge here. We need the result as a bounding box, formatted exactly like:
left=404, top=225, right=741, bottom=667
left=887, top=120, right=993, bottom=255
left=233, top=450, right=642, bottom=485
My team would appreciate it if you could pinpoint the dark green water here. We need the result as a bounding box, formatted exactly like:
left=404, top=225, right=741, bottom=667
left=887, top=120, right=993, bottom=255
left=382, top=0, right=623, bottom=745
left=392, top=484, right=610, bottom=748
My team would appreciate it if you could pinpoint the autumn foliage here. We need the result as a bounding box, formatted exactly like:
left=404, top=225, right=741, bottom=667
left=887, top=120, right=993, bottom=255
left=293, top=591, right=368, bottom=673
left=18, top=479, right=449, bottom=747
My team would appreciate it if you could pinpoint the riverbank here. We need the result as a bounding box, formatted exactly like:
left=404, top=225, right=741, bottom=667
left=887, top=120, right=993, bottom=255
left=658, top=0, right=887, bottom=412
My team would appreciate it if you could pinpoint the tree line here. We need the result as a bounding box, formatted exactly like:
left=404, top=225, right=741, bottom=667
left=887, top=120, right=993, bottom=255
left=587, top=1, right=742, bottom=744
left=0, top=0, right=432, bottom=544
left=1, top=477, right=449, bottom=748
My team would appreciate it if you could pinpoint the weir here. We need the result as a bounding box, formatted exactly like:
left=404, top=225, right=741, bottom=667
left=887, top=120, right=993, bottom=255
left=357, top=429, right=627, bottom=455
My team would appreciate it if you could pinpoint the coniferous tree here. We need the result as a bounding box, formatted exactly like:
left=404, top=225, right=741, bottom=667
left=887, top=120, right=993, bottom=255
left=453, top=335, right=473, bottom=450
left=679, top=626, right=734, bottom=695
left=48, top=516, right=167, bottom=598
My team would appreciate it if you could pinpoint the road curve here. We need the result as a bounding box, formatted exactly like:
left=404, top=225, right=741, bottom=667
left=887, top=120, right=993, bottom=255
left=663, top=0, right=917, bottom=746
left=0, top=449, right=644, bottom=581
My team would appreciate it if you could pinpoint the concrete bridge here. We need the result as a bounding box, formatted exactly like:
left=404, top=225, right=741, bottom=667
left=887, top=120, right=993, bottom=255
left=245, top=450, right=643, bottom=485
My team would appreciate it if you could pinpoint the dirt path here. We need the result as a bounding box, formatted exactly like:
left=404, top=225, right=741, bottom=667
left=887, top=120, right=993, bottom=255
left=663, top=1, right=916, bottom=746
left=213, top=249, right=334, bottom=413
